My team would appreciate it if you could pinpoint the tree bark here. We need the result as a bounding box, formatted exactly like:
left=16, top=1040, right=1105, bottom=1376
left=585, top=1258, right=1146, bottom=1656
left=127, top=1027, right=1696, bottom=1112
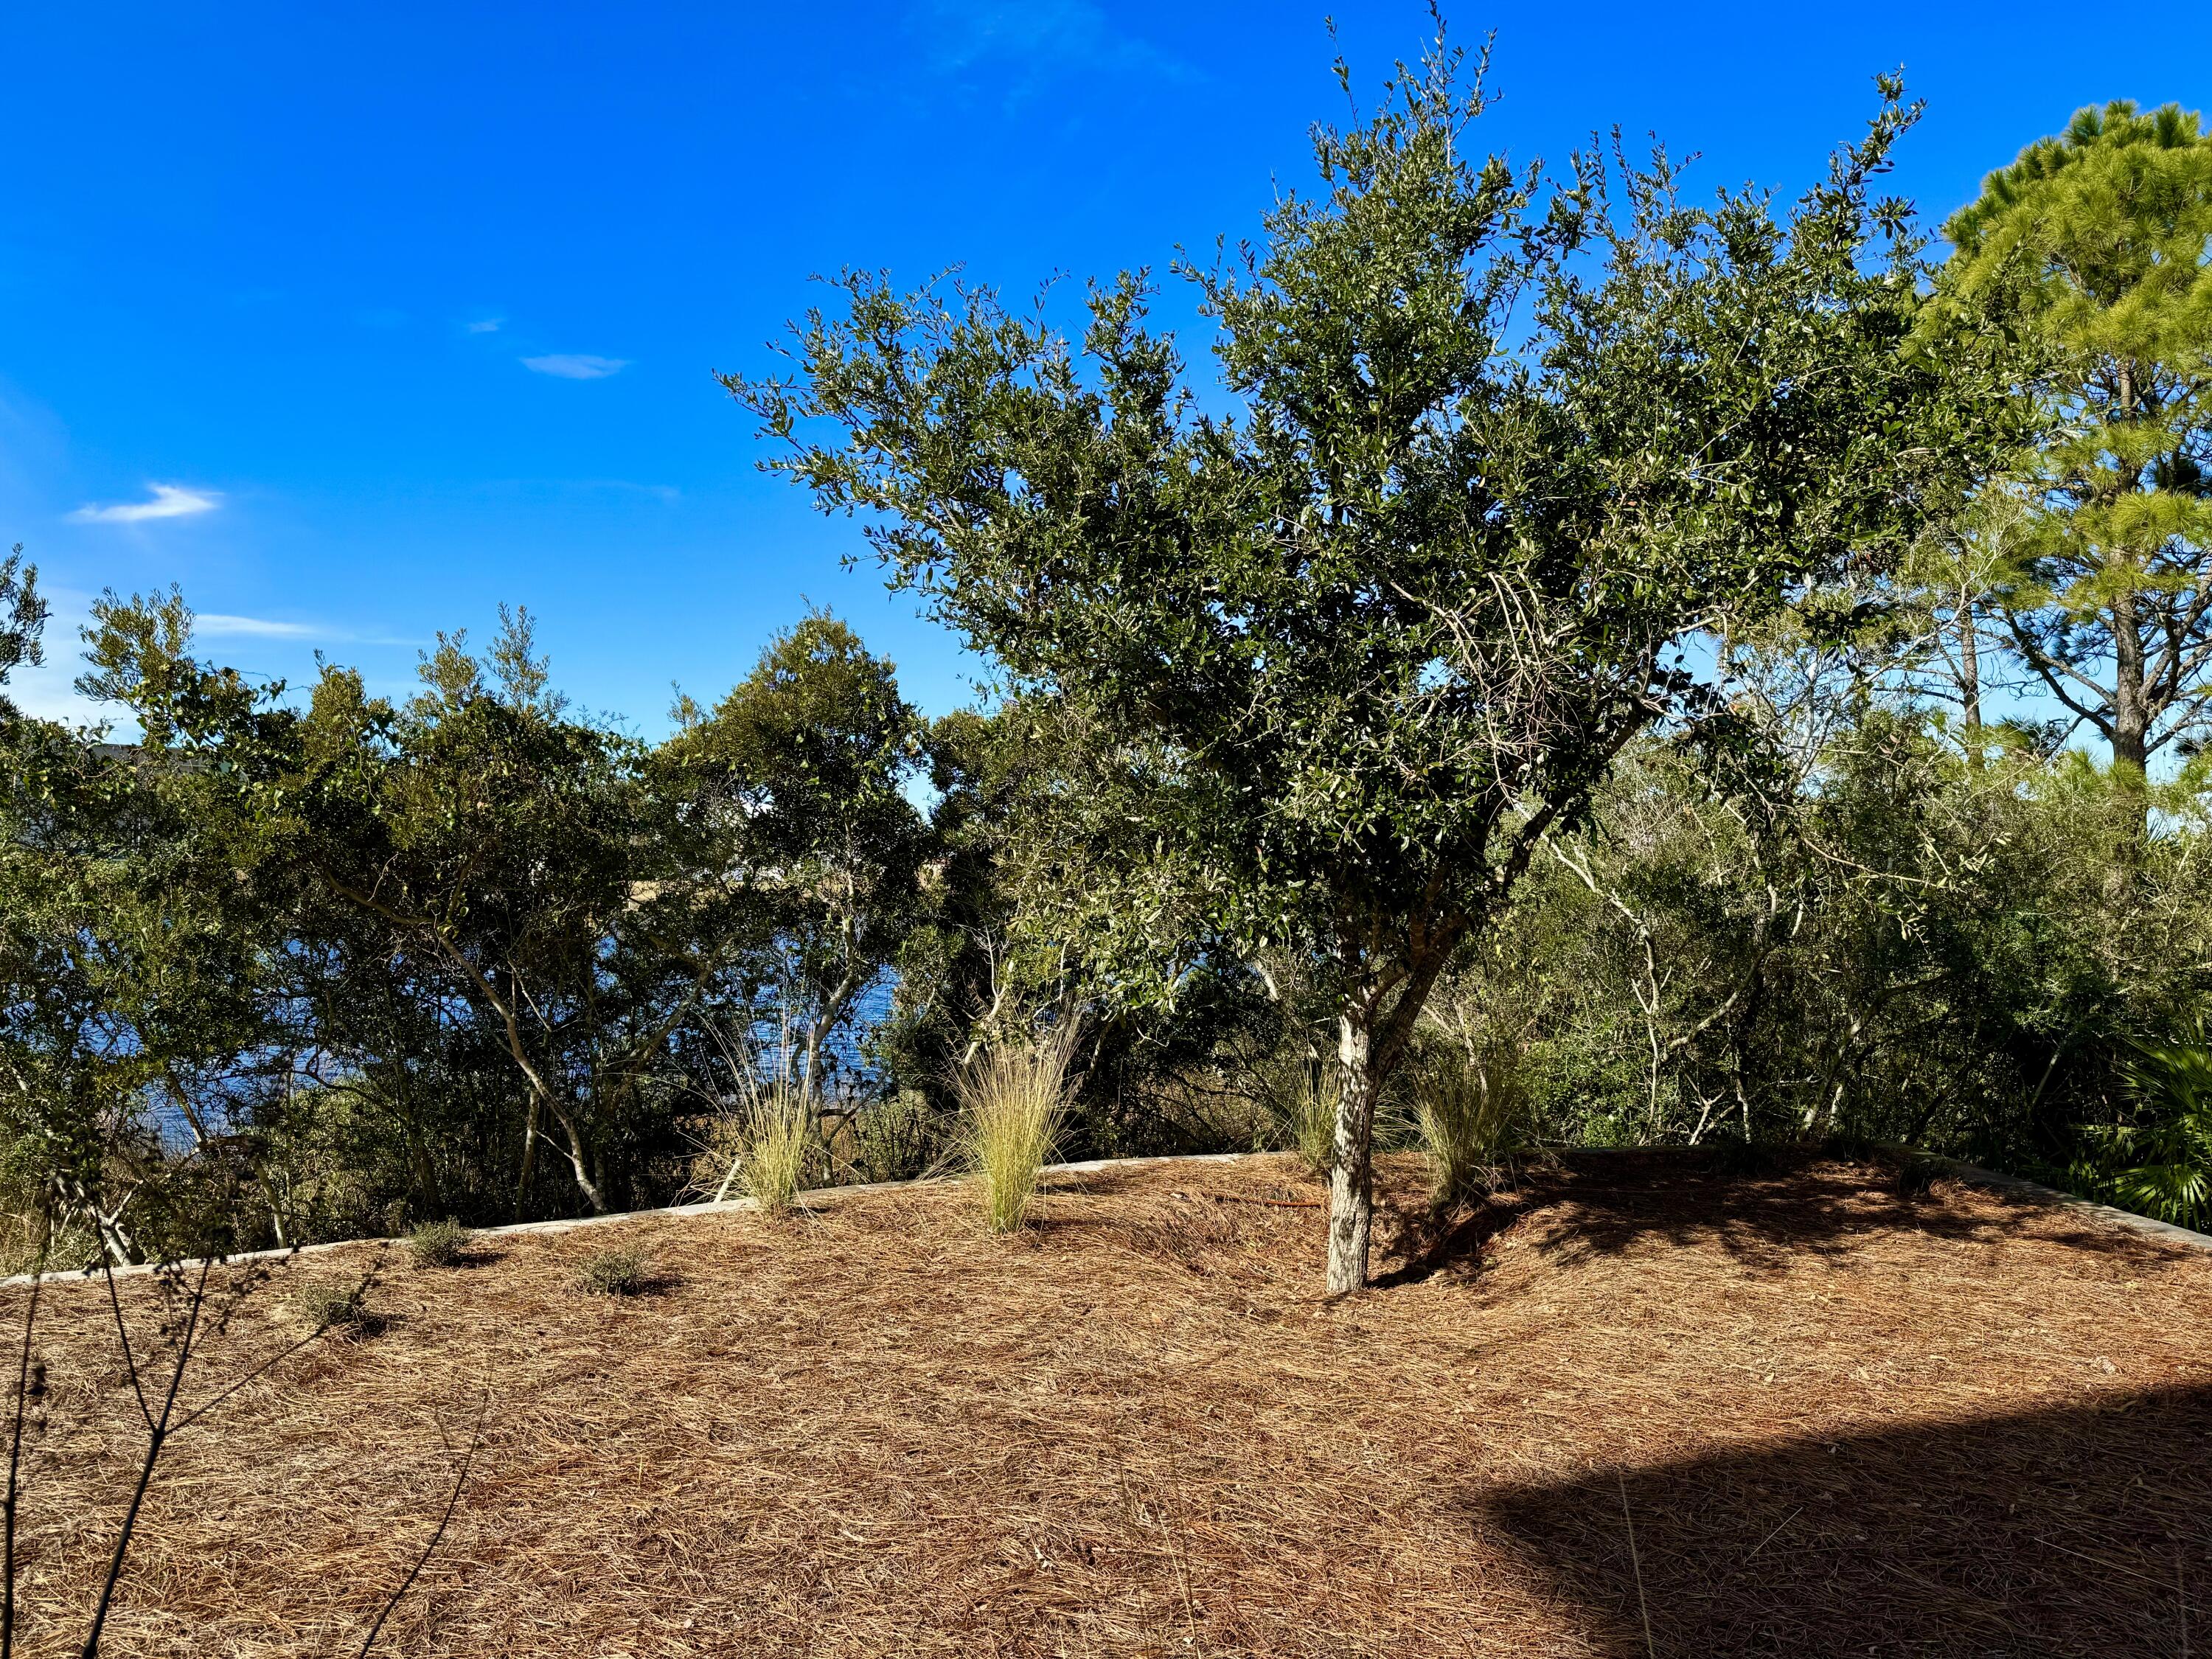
left=2108, top=361, right=2153, bottom=797
left=1320, top=919, right=1467, bottom=1295
left=1325, top=1008, right=1380, bottom=1296
left=2112, top=585, right=2150, bottom=781
left=1958, top=597, right=1982, bottom=768
left=2108, top=581, right=2157, bottom=874
left=543, top=1099, right=609, bottom=1214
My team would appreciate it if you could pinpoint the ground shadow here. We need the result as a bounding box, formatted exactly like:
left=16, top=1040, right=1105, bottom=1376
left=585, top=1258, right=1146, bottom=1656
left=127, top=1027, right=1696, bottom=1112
left=429, top=1245, right=507, bottom=1271
left=1475, top=1384, right=2212, bottom=1656
left=601, top=1271, right=683, bottom=1297
left=1372, top=1149, right=2180, bottom=1286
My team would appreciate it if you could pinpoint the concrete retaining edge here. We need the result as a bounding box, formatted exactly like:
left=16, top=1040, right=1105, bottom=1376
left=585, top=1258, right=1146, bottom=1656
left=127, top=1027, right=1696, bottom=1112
left=6, top=1143, right=2205, bottom=1293
left=1899, top=1149, right=2212, bottom=1253
left=0, top=1151, right=1256, bottom=1290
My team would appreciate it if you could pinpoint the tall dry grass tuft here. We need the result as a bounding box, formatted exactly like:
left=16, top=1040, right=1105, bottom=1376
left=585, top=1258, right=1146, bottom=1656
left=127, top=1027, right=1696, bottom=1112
left=1290, top=1067, right=1339, bottom=1178
left=690, top=1015, right=819, bottom=1214
left=1415, top=1042, right=1527, bottom=1210
left=739, top=1085, right=813, bottom=1216
left=958, top=1026, right=1078, bottom=1232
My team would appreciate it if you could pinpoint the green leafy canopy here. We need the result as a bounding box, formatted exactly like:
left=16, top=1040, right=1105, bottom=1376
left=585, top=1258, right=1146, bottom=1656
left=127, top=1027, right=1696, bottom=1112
left=731, top=33, right=2011, bottom=1054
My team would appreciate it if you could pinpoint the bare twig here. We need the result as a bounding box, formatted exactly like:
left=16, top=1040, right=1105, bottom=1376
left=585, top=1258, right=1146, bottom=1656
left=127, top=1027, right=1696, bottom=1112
left=1743, top=1505, right=1801, bottom=1562
left=1, top=1245, right=45, bottom=1659
left=98, top=1262, right=152, bottom=1433
left=1618, top=1470, right=1655, bottom=1658
left=80, top=1257, right=212, bottom=1658
left=352, top=1392, right=489, bottom=1658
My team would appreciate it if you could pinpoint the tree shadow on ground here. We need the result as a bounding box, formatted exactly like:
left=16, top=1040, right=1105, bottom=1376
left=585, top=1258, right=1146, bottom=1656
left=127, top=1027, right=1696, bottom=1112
left=1373, top=1149, right=2179, bottom=1287
left=1473, top=1383, right=2212, bottom=1657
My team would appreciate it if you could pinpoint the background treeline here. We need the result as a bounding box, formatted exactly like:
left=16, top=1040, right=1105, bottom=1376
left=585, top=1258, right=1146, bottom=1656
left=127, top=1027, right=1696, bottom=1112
left=6, top=568, right=2208, bottom=1268
left=4, top=86, right=2211, bottom=1267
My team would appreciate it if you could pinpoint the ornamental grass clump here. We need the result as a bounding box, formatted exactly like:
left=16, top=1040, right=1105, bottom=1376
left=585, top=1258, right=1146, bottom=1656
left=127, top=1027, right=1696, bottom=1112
left=1415, top=1043, right=1527, bottom=1211
left=1290, top=1068, right=1339, bottom=1178
left=739, top=1085, right=813, bottom=1215
left=959, top=1028, right=1077, bottom=1233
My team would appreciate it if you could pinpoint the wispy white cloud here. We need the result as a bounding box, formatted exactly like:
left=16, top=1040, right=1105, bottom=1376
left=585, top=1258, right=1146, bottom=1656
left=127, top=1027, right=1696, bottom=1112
left=912, top=0, right=1187, bottom=85
left=195, top=614, right=319, bottom=639
left=69, top=483, right=221, bottom=524
left=522, top=353, right=629, bottom=380
left=466, top=317, right=504, bottom=335
left=192, top=614, right=421, bottom=649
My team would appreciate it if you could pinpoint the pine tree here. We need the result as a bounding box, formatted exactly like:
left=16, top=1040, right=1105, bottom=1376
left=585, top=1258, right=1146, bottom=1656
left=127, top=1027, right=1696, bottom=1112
left=1937, top=103, right=2212, bottom=790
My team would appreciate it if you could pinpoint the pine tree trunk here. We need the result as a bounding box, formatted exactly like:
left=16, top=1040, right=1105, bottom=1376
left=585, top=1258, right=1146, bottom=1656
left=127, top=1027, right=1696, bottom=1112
left=1325, top=1009, right=1380, bottom=1295
left=2109, top=582, right=2157, bottom=879
left=2112, top=585, right=2150, bottom=782
left=2108, top=369, right=2152, bottom=799
left=1958, top=598, right=1983, bottom=768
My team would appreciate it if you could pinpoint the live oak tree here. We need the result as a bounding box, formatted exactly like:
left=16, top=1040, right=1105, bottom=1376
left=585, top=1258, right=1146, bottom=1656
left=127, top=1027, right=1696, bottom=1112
left=288, top=612, right=659, bottom=1216
left=1935, top=102, right=2212, bottom=793
left=74, top=597, right=689, bottom=1223
left=734, top=36, right=2006, bottom=1290
left=0, top=585, right=315, bottom=1259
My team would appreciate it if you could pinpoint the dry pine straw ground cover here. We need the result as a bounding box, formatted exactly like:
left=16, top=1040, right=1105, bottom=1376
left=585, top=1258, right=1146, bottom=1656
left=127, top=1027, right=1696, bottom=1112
left=7, top=1151, right=2212, bottom=1659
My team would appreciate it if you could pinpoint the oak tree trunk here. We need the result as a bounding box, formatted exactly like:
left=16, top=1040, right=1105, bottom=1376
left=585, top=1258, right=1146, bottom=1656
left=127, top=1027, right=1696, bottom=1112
left=1325, top=1009, right=1381, bottom=1295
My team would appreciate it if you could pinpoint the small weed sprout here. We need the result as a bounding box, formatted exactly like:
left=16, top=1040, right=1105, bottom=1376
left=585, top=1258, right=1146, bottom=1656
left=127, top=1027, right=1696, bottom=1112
left=1895, top=1154, right=1945, bottom=1197
left=406, top=1218, right=471, bottom=1267
left=573, top=1245, right=651, bottom=1296
left=959, top=1026, right=1077, bottom=1233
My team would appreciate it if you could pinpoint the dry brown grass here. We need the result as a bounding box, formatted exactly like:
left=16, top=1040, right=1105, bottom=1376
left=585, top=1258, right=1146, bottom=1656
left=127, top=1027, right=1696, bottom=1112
left=7, top=1150, right=2212, bottom=1657
left=958, top=1031, right=1076, bottom=1232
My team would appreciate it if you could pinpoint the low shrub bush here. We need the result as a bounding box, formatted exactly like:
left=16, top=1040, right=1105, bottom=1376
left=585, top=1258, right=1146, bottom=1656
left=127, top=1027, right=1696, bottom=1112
left=406, top=1218, right=471, bottom=1266
left=572, top=1245, right=652, bottom=1296
left=289, top=1278, right=383, bottom=1338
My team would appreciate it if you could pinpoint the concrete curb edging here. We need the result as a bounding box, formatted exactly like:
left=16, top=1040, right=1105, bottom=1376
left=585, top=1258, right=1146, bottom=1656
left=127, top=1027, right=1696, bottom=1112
left=1899, top=1150, right=2212, bottom=1254
left=0, top=1151, right=1257, bottom=1291
left=8, top=1144, right=2205, bottom=1293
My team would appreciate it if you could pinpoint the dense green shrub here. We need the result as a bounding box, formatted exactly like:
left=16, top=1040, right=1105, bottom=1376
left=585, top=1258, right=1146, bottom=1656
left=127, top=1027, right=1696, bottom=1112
left=406, top=1219, right=473, bottom=1267
left=572, top=1245, right=653, bottom=1296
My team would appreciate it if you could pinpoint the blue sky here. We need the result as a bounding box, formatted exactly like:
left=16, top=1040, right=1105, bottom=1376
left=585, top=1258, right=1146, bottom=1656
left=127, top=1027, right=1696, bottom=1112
left=4, top=1, right=2206, bottom=733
